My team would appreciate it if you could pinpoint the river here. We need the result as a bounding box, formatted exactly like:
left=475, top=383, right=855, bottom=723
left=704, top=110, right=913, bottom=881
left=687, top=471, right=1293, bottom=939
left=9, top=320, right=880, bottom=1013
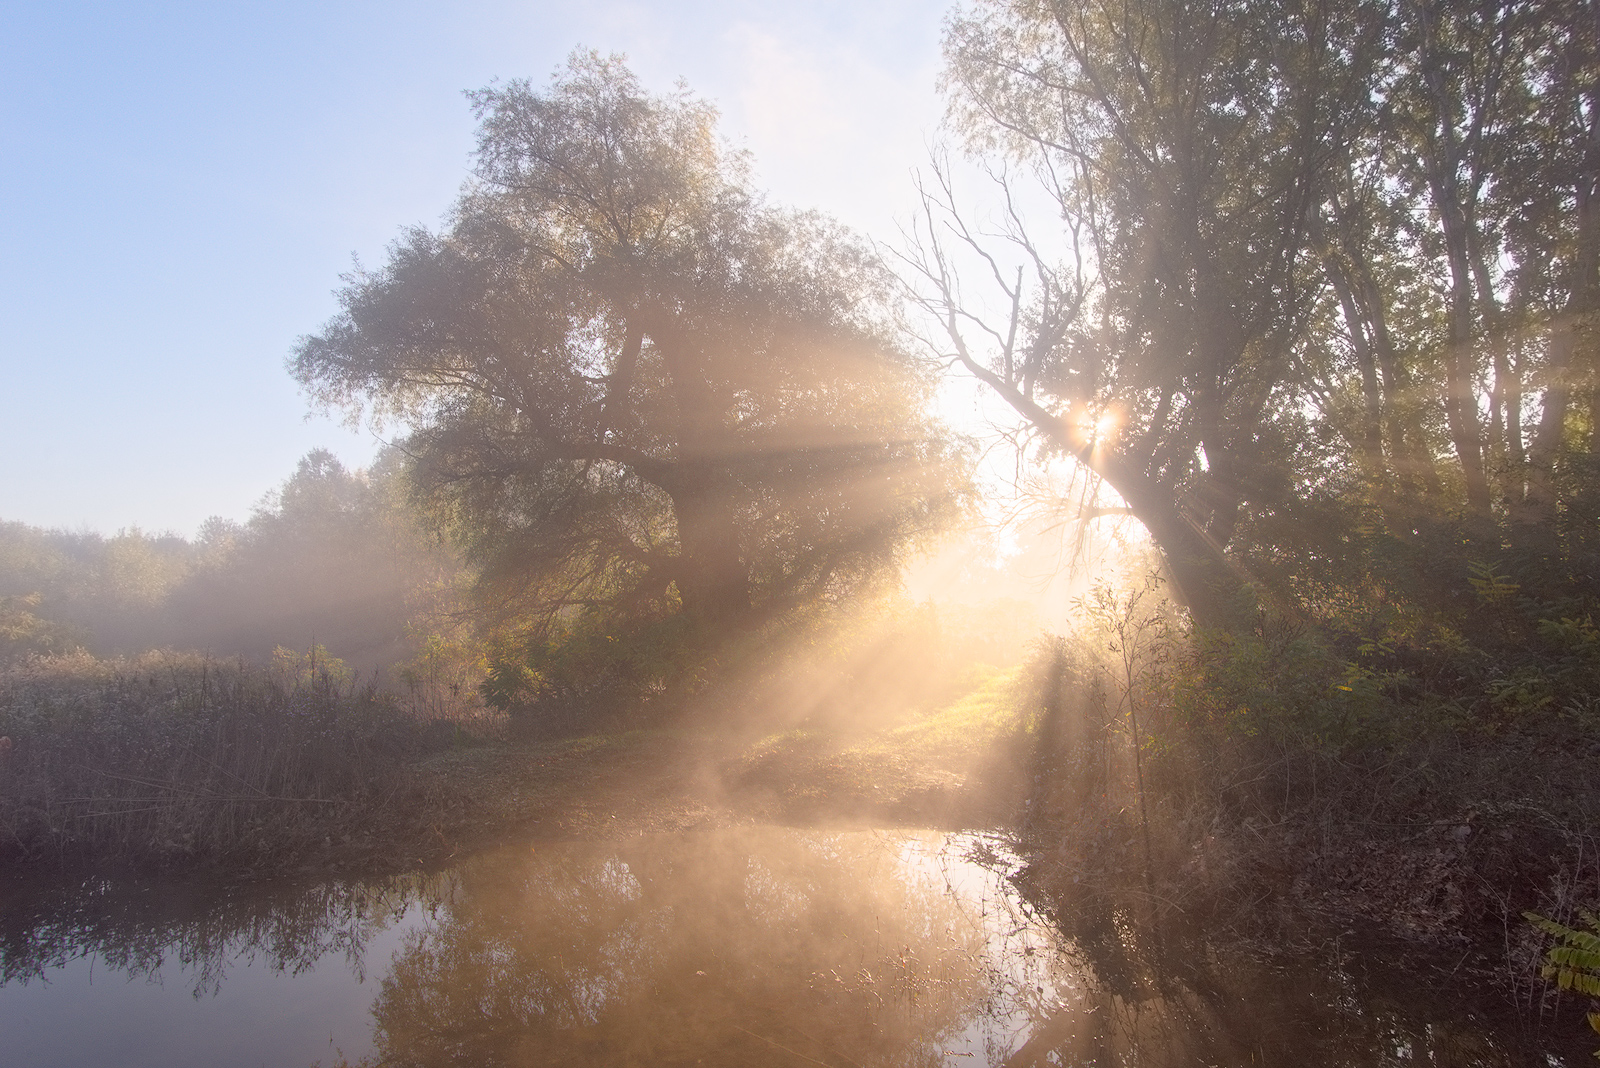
left=0, top=825, right=1574, bottom=1066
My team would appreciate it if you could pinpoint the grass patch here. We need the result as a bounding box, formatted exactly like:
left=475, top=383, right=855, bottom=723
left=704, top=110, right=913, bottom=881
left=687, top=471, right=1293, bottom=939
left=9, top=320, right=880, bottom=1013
left=886, top=664, right=1027, bottom=757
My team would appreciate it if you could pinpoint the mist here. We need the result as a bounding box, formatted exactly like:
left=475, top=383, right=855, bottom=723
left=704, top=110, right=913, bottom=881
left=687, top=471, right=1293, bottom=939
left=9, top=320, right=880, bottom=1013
left=4, top=9, right=1599, bottom=1065
left=0, top=448, right=460, bottom=679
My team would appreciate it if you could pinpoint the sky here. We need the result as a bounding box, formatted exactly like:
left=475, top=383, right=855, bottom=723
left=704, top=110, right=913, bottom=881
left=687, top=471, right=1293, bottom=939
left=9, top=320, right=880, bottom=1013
left=1, top=0, right=958, bottom=536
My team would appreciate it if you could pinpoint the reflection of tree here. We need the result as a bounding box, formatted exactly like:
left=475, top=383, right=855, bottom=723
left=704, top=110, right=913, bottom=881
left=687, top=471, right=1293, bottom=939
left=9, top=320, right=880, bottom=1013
left=370, top=829, right=988, bottom=1067
left=0, top=831, right=1540, bottom=1065
left=0, top=870, right=445, bottom=998
left=988, top=890, right=1531, bottom=1068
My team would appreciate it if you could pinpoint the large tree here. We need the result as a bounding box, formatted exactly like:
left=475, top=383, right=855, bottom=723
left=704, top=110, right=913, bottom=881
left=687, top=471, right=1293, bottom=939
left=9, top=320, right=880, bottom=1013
left=921, top=0, right=1597, bottom=626
left=294, top=54, right=963, bottom=646
left=916, top=0, right=1383, bottom=629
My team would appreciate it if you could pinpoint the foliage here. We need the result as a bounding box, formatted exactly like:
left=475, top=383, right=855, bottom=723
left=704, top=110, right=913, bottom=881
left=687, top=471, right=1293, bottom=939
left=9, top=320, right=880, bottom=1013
left=293, top=52, right=968, bottom=662
left=170, top=448, right=461, bottom=669
left=0, top=593, right=83, bottom=662
left=270, top=642, right=353, bottom=690
left=914, top=0, right=1387, bottom=628
left=0, top=522, right=194, bottom=654
left=1526, top=909, right=1600, bottom=1058
left=1166, top=523, right=1600, bottom=756
left=1171, top=623, right=1402, bottom=752
left=1528, top=910, right=1600, bottom=997
left=395, top=631, right=490, bottom=723
left=480, top=606, right=699, bottom=729
left=919, top=0, right=1600, bottom=631
left=0, top=448, right=463, bottom=671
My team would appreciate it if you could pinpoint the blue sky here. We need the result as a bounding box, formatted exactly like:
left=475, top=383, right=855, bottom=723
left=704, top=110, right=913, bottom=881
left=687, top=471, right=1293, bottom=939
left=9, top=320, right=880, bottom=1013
left=1, top=0, right=953, bottom=535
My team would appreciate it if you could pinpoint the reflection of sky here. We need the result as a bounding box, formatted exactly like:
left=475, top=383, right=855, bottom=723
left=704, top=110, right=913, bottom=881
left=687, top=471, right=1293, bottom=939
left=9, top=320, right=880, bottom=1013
left=899, top=832, right=1083, bottom=1061
left=1, top=1, right=950, bottom=536
left=0, top=901, right=424, bottom=1068
left=0, top=828, right=1546, bottom=1067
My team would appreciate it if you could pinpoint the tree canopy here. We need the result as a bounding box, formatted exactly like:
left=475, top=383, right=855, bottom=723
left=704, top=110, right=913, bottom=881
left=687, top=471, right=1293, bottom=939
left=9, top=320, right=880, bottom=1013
left=294, top=54, right=965, bottom=657
left=915, top=0, right=1598, bottom=630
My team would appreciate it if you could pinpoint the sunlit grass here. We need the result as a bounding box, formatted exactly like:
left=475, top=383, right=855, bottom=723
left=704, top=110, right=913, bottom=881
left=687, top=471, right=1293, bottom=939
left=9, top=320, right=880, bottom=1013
left=735, top=664, right=1027, bottom=767
left=744, top=725, right=820, bottom=756
left=883, top=664, right=1027, bottom=757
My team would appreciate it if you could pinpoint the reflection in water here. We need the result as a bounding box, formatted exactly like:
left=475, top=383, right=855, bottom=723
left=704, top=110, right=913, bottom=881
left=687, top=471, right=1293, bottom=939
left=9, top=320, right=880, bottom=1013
left=372, top=829, right=990, bottom=1066
left=0, top=828, right=1569, bottom=1067
left=0, top=865, right=457, bottom=1003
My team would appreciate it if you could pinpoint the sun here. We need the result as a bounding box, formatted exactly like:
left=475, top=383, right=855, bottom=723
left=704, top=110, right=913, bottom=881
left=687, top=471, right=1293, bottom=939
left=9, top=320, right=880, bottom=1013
left=1072, top=407, right=1118, bottom=442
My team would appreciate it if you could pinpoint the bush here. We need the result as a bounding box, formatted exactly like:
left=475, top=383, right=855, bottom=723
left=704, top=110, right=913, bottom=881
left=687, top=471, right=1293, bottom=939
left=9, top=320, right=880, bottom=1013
left=481, top=609, right=700, bottom=734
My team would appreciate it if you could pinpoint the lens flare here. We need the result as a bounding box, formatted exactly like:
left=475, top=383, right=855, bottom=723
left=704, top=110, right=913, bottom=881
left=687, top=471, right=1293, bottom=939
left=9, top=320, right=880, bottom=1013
left=1072, top=408, right=1118, bottom=442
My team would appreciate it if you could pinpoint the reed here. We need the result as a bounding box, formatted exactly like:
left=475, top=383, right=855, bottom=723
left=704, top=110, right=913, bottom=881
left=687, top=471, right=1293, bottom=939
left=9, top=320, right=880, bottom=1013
left=0, top=650, right=454, bottom=868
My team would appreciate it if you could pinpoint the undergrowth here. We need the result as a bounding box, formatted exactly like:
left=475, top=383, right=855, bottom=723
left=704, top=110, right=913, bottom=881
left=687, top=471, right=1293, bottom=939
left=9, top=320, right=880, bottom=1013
left=1014, top=556, right=1600, bottom=1056
left=0, top=650, right=482, bottom=869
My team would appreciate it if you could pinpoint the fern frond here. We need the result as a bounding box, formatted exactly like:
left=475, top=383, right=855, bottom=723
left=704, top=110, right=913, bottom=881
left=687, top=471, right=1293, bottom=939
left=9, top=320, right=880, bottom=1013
left=1549, top=944, right=1600, bottom=970
left=1544, top=962, right=1600, bottom=997
left=1528, top=910, right=1600, bottom=1004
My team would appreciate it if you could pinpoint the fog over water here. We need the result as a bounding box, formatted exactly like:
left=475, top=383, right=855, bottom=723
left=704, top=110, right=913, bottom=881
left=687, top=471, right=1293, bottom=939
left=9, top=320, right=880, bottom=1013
left=4, top=4, right=1596, bottom=1065
left=0, top=827, right=1548, bottom=1067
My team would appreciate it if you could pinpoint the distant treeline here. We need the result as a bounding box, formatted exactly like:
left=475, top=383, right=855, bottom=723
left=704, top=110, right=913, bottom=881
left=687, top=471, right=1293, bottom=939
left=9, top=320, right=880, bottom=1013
left=0, top=448, right=461, bottom=674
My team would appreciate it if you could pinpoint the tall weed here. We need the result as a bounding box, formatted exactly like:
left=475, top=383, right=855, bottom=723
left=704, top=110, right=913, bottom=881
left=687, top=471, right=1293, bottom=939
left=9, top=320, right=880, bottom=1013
left=0, top=650, right=449, bottom=867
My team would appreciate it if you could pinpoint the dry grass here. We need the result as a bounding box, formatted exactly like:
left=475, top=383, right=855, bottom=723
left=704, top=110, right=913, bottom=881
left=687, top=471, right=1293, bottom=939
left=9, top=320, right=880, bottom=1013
left=0, top=650, right=477, bottom=868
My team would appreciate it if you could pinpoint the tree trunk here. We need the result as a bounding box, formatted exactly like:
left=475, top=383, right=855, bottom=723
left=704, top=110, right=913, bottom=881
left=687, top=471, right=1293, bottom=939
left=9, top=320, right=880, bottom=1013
left=654, top=326, right=753, bottom=631
left=954, top=350, right=1248, bottom=631
left=1523, top=72, right=1599, bottom=519
left=1327, top=257, right=1385, bottom=471
left=666, top=467, right=751, bottom=629
left=1433, top=188, right=1492, bottom=514
left=1418, top=0, right=1492, bottom=515
left=1353, top=246, right=1441, bottom=496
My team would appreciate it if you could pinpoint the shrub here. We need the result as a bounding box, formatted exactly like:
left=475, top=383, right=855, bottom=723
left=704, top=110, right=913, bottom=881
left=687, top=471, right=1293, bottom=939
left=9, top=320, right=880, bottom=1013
left=481, top=609, right=699, bottom=733
left=1526, top=910, right=1600, bottom=1059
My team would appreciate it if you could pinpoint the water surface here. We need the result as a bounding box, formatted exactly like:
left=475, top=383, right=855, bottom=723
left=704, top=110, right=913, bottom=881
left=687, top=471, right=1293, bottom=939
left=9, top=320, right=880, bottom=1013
left=0, top=826, right=1571, bottom=1066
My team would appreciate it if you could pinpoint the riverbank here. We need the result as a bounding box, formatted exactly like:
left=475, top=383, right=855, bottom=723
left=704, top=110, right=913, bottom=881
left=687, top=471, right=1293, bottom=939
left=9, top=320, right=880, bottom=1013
left=1007, top=653, right=1600, bottom=1062
left=0, top=650, right=1030, bottom=878
left=5, top=647, right=1589, bottom=1058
